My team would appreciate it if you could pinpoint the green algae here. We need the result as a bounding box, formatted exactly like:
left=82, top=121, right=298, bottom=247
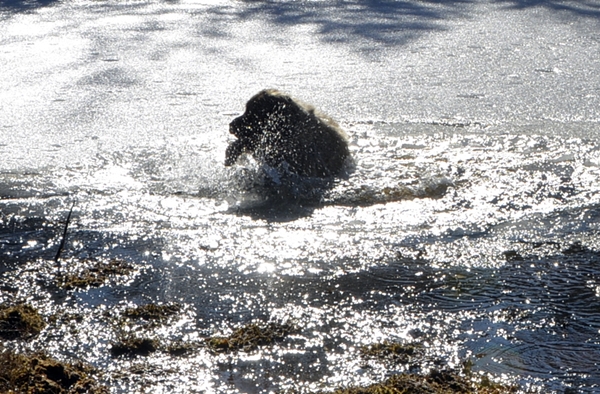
left=341, top=342, right=520, bottom=394
left=109, top=303, right=184, bottom=357
left=166, top=340, right=202, bottom=357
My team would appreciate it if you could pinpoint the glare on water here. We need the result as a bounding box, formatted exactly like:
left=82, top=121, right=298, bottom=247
left=1, top=0, right=600, bottom=393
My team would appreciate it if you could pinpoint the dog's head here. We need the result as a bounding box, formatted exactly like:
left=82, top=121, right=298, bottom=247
left=229, top=89, right=297, bottom=138
left=226, top=90, right=300, bottom=165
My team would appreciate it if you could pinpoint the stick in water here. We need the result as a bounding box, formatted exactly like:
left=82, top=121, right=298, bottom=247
left=55, top=202, right=75, bottom=263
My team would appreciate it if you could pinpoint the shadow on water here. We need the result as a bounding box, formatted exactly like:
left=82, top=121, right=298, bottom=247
left=391, top=240, right=600, bottom=388
left=206, top=0, right=474, bottom=51
left=0, top=198, right=66, bottom=270
left=0, top=0, right=59, bottom=12
left=228, top=199, right=319, bottom=222
left=197, top=0, right=600, bottom=56
left=498, top=0, right=600, bottom=18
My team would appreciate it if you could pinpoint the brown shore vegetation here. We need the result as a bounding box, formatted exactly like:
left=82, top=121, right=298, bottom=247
left=323, top=370, right=519, bottom=394
left=110, top=335, right=159, bottom=358
left=123, top=303, right=181, bottom=322
left=0, top=303, right=46, bottom=340
left=0, top=350, right=107, bottom=394
left=58, top=259, right=134, bottom=290
left=207, top=321, right=296, bottom=353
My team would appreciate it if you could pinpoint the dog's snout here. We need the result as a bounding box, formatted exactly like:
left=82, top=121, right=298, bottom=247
left=229, top=116, right=245, bottom=137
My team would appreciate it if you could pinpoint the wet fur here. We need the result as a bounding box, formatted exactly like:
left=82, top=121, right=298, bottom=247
left=226, top=89, right=350, bottom=178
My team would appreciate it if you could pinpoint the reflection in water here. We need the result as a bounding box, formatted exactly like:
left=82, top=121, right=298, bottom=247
left=1, top=122, right=600, bottom=392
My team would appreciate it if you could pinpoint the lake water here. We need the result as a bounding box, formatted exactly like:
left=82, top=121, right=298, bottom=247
left=1, top=0, right=600, bottom=393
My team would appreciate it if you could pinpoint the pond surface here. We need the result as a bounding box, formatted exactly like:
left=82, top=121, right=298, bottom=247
left=1, top=0, right=600, bottom=393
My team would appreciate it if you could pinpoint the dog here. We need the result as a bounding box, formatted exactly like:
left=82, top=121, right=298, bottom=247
left=225, top=89, right=350, bottom=178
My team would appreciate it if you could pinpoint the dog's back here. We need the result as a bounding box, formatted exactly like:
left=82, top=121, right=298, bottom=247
left=227, top=90, right=350, bottom=178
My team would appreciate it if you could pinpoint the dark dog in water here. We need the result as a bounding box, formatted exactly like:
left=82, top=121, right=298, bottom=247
left=225, top=89, right=350, bottom=178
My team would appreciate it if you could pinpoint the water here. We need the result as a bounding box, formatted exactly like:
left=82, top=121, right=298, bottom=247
left=1, top=0, right=600, bottom=393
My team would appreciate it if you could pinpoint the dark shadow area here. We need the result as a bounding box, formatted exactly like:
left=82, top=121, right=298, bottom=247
left=0, top=0, right=59, bottom=12
left=225, top=175, right=336, bottom=221
left=224, top=162, right=345, bottom=221
left=0, top=198, right=65, bottom=270
left=206, top=0, right=474, bottom=51
left=0, top=215, right=58, bottom=271
left=0, top=177, right=72, bottom=269
left=228, top=199, right=319, bottom=222
left=498, top=0, right=600, bottom=19
left=201, top=0, right=600, bottom=54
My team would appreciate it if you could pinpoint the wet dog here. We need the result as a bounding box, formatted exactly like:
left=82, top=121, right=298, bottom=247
left=225, top=89, right=350, bottom=178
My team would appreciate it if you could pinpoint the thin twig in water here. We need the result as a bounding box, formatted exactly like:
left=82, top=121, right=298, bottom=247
left=54, top=202, right=75, bottom=263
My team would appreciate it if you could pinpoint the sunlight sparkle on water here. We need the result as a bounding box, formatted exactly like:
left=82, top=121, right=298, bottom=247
left=257, top=262, right=275, bottom=273
left=1, top=1, right=600, bottom=392
left=88, top=165, right=143, bottom=190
